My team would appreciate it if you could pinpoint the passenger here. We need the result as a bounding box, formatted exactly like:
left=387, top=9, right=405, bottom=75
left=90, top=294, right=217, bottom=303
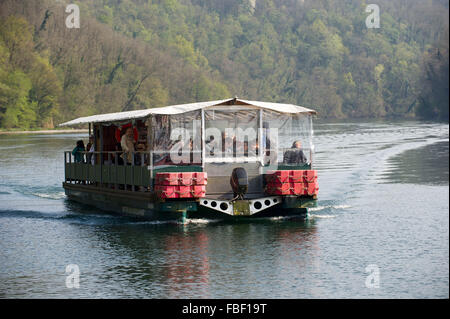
left=89, top=143, right=95, bottom=165
left=120, top=127, right=136, bottom=164
left=248, top=140, right=259, bottom=157
left=222, top=131, right=235, bottom=156
left=188, top=137, right=202, bottom=164
left=188, top=137, right=194, bottom=164
left=241, top=140, right=258, bottom=158
left=175, top=136, right=192, bottom=164
left=72, top=140, right=85, bottom=163
left=171, top=135, right=183, bottom=158
left=86, top=135, right=94, bottom=153
left=283, top=140, right=308, bottom=164
left=86, top=135, right=94, bottom=165
left=205, top=135, right=217, bottom=156
left=114, top=142, right=124, bottom=165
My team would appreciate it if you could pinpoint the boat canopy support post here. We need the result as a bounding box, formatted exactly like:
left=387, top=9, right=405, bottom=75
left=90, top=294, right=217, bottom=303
left=201, top=109, right=205, bottom=169
left=259, top=108, right=263, bottom=166
left=100, top=124, right=104, bottom=185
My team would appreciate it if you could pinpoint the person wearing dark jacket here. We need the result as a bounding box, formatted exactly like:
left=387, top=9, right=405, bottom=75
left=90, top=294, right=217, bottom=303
left=283, top=140, right=307, bottom=164
left=72, top=140, right=85, bottom=163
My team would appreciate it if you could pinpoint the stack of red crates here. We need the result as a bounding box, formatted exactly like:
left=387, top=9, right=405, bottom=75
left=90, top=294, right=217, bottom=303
left=265, top=170, right=318, bottom=196
left=155, top=172, right=207, bottom=199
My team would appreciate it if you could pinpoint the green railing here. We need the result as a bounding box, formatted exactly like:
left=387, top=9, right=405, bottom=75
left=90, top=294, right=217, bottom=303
left=64, top=147, right=313, bottom=192
left=64, top=150, right=204, bottom=191
left=64, top=151, right=152, bottom=191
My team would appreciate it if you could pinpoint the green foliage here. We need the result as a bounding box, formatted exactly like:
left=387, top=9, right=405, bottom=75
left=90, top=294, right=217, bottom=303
left=0, top=0, right=448, bottom=129
left=417, top=29, right=449, bottom=121
left=0, top=69, right=35, bottom=128
left=0, top=16, right=60, bottom=128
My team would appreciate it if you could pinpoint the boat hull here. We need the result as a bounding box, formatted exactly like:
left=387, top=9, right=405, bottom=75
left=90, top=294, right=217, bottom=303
left=63, top=183, right=312, bottom=221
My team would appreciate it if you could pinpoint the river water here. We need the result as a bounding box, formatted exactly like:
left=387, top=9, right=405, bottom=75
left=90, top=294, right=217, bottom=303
left=0, top=120, right=448, bottom=298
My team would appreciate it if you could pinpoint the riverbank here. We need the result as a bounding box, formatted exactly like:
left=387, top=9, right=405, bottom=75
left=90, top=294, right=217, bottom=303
left=0, top=129, right=88, bottom=135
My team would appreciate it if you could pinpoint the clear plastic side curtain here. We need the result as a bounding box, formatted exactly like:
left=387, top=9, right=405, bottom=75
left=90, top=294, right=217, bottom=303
left=151, top=110, right=202, bottom=166
left=262, top=110, right=313, bottom=165
left=204, top=109, right=259, bottom=161
left=149, top=109, right=313, bottom=167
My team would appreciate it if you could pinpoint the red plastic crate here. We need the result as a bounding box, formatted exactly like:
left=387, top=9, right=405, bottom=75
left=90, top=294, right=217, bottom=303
left=306, top=182, right=319, bottom=196
left=155, top=185, right=206, bottom=199
left=289, top=170, right=304, bottom=183
left=266, top=170, right=318, bottom=184
left=265, top=183, right=291, bottom=195
left=178, top=185, right=192, bottom=198
left=155, top=185, right=179, bottom=199
left=265, top=178, right=319, bottom=196
left=194, top=172, right=208, bottom=185
left=155, top=172, right=208, bottom=186
left=192, top=185, right=206, bottom=198
left=155, top=172, right=179, bottom=186
left=291, top=182, right=306, bottom=195
left=265, top=170, right=290, bottom=184
left=179, top=172, right=194, bottom=186
left=303, top=170, right=318, bottom=183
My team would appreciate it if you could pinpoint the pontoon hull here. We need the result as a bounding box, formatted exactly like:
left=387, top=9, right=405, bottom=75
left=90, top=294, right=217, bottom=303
left=63, top=183, right=312, bottom=221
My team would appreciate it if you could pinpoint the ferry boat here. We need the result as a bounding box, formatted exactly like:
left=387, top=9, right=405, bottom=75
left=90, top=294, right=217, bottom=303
left=60, top=97, right=318, bottom=222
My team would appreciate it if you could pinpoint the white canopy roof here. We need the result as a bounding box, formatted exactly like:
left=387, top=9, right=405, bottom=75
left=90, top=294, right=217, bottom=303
left=58, top=98, right=317, bottom=126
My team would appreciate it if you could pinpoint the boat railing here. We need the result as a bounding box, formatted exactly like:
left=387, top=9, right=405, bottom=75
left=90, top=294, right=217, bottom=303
left=63, top=150, right=204, bottom=192
left=64, top=151, right=154, bottom=192
left=63, top=146, right=314, bottom=191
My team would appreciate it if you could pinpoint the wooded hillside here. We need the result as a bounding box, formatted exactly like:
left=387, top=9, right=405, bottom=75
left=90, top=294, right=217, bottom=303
left=0, top=0, right=448, bottom=128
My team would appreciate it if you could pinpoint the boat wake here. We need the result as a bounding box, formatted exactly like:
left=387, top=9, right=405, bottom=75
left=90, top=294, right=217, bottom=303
left=183, top=218, right=221, bottom=225
left=0, top=209, right=72, bottom=221
left=308, top=214, right=336, bottom=219
left=31, top=191, right=66, bottom=200
left=308, top=204, right=351, bottom=212
left=0, top=209, right=129, bottom=225
left=304, top=204, right=351, bottom=219
left=121, top=218, right=222, bottom=226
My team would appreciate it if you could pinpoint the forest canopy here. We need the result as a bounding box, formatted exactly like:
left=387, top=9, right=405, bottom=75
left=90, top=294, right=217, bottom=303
left=0, top=0, right=448, bottom=129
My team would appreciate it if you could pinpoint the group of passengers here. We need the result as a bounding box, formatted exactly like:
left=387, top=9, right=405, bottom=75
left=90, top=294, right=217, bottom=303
left=205, top=132, right=308, bottom=164
left=205, top=133, right=259, bottom=158
left=72, top=127, right=142, bottom=165
left=71, top=135, right=95, bottom=164
left=73, top=126, right=308, bottom=165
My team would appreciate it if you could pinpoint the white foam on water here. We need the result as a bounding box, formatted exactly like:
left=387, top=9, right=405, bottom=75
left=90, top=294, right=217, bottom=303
left=308, top=214, right=336, bottom=219
left=32, top=191, right=66, bottom=200
left=124, top=219, right=178, bottom=226
left=308, top=204, right=351, bottom=212
left=125, top=218, right=221, bottom=226
left=267, top=215, right=299, bottom=221
left=182, top=218, right=221, bottom=225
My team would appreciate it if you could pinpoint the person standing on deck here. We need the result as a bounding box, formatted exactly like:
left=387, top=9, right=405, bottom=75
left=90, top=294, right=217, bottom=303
left=86, top=135, right=94, bottom=165
left=72, top=140, right=85, bottom=163
left=120, top=127, right=136, bottom=164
